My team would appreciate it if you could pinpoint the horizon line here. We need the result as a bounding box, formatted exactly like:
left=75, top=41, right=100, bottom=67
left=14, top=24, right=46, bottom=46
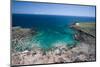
left=12, top=13, right=96, bottom=18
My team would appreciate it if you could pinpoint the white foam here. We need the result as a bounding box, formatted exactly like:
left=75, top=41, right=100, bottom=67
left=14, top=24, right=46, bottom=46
left=52, top=41, right=67, bottom=47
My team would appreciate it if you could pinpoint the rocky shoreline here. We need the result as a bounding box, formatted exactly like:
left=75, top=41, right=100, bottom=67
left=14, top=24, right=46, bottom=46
left=11, top=26, right=96, bottom=66
left=12, top=26, right=37, bottom=52
left=11, top=42, right=95, bottom=65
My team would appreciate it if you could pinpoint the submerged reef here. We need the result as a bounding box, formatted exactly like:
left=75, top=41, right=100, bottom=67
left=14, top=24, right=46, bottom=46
left=11, top=23, right=96, bottom=65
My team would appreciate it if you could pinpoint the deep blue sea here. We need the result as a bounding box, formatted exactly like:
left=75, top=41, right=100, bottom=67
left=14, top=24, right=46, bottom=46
left=12, top=14, right=95, bottom=50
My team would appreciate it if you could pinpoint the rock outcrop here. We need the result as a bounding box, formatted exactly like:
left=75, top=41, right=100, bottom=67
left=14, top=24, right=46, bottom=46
left=71, top=22, right=96, bottom=62
left=12, top=26, right=37, bottom=52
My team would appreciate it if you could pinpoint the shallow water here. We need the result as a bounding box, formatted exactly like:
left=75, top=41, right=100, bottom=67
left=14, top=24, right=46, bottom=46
left=30, top=26, right=77, bottom=49
left=12, top=14, right=95, bottom=51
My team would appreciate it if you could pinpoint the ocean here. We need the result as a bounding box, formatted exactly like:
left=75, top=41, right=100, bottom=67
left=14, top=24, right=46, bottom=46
left=12, top=14, right=95, bottom=51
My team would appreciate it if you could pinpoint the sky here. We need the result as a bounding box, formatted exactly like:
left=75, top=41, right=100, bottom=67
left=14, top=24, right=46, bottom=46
left=12, top=0, right=96, bottom=17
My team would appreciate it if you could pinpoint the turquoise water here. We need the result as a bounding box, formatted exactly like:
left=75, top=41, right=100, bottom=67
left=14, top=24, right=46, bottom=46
left=12, top=14, right=95, bottom=51
left=29, top=26, right=77, bottom=49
